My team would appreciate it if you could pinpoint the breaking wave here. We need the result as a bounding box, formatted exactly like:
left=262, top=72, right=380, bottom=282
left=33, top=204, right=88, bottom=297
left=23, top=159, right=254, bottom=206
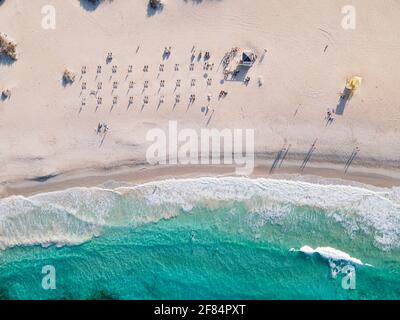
left=290, top=245, right=368, bottom=266
left=0, top=177, right=400, bottom=250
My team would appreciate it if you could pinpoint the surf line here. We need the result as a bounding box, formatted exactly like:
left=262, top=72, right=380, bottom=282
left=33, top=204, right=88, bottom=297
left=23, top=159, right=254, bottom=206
left=154, top=304, right=188, bottom=318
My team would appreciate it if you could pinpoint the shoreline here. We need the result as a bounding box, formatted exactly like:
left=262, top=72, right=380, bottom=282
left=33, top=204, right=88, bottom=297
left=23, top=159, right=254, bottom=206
left=2, top=156, right=400, bottom=199
left=1, top=0, right=400, bottom=199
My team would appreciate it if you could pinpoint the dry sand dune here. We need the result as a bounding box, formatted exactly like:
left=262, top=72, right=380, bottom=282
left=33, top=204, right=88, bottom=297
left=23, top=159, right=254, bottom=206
left=1, top=0, right=400, bottom=196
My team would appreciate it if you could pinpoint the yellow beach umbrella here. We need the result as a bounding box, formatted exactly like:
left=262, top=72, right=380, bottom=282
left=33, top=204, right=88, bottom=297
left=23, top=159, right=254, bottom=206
left=346, top=76, right=363, bottom=91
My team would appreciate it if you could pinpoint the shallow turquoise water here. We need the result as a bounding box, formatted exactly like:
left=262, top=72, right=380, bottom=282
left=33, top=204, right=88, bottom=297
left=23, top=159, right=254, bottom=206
left=0, top=178, right=399, bottom=299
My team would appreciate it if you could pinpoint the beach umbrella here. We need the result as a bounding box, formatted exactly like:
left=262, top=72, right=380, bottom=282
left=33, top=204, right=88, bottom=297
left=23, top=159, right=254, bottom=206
left=346, top=76, right=363, bottom=91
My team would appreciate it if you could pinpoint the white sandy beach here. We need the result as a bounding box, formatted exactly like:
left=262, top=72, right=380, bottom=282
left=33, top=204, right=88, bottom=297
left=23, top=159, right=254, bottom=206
left=1, top=0, right=400, bottom=197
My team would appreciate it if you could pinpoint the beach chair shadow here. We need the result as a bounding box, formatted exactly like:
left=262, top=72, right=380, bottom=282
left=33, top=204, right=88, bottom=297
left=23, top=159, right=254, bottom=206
left=335, top=87, right=352, bottom=115
left=162, top=51, right=170, bottom=60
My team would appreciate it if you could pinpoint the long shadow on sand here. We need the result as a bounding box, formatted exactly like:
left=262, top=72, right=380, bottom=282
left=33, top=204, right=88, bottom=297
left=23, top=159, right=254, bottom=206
left=335, top=87, right=352, bottom=115
left=28, top=174, right=59, bottom=183
left=223, top=65, right=250, bottom=82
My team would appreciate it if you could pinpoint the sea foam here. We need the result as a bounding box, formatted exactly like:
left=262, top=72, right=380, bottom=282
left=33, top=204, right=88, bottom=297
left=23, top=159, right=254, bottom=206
left=290, top=246, right=366, bottom=266
left=0, top=177, right=399, bottom=250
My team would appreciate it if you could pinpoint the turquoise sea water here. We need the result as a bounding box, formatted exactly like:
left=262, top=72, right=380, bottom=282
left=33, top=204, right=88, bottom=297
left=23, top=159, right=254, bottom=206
left=0, top=177, right=399, bottom=300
